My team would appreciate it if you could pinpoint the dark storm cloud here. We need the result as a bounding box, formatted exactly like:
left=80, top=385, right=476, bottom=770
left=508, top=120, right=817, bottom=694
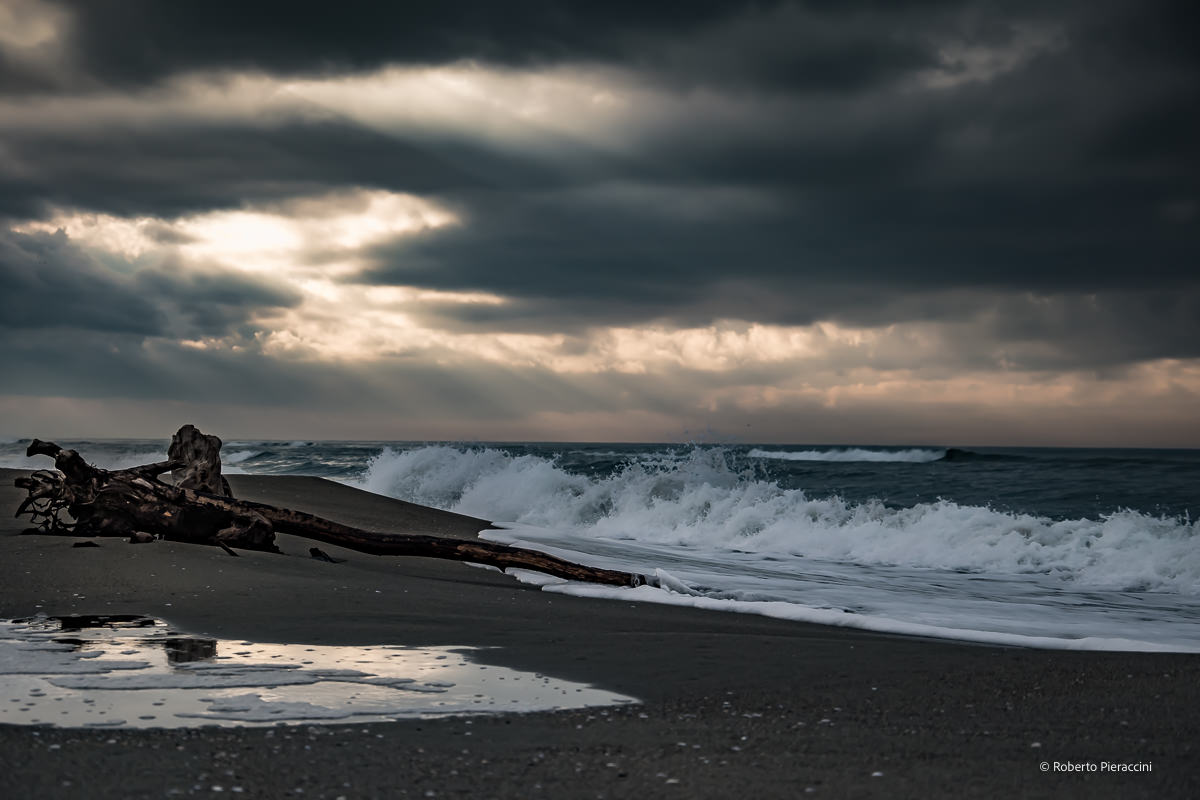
left=619, top=0, right=999, bottom=92
left=8, top=1, right=1105, bottom=97
left=363, top=180, right=1198, bottom=330
left=0, top=228, right=164, bottom=334
left=2, top=0, right=745, bottom=94
left=0, top=229, right=299, bottom=338
left=1, top=0, right=1196, bottom=380
left=0, top=119, right=499, bottom=220
left=981, top=292, right=1200, bottom=370
left=134, top=260, right=303, bottom=337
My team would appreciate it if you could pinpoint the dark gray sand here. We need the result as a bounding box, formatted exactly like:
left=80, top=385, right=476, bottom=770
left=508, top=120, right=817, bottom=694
left=0, top=468, right=1196, bottom=798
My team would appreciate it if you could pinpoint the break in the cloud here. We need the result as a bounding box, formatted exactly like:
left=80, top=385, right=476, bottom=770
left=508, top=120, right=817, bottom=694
left=0, top=0, right=1197, bottom=445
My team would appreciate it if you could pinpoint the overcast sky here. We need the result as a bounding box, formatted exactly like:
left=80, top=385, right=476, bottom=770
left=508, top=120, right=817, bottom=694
left=1, top=0, right=1197, bottom=445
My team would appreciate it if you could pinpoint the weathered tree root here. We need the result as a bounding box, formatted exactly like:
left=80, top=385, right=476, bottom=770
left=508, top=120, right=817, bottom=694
left=14, top=469, right=75, bottom=534
left=13, top=428, right=653, bottom=588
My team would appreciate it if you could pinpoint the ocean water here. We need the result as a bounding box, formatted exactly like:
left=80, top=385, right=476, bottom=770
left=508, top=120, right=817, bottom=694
left=3, top=438, right=1198, bottom=652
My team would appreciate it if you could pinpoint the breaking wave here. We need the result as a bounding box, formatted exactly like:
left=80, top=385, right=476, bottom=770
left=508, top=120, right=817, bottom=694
left=357, top=445, right=1199, bottom=595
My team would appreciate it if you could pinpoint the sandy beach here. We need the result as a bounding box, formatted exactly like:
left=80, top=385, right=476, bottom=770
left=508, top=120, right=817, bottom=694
left=1, top=467, right=1196, bottom=799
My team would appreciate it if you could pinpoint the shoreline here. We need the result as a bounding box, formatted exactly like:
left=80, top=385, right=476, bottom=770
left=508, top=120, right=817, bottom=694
left=1, top=468, right=1197, bottom=797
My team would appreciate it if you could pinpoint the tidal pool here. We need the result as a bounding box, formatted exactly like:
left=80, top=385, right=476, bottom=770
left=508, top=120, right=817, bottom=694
left=0, top=614, right=636, bottom=728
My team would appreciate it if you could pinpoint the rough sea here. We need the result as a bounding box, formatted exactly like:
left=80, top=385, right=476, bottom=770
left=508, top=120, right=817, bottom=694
left=3, top=438, right=1198, bottom=653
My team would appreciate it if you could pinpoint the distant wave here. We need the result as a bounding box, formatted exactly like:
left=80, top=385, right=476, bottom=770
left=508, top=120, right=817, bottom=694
left=226, top=440, right=313, bottom=448
left=222, top=450, right=263, bottom=465
left=747, top=447, right=946, bottom=463
left=939, top=448, right=1027, bottom=462
left=747, top=447, right=1027, bottom=463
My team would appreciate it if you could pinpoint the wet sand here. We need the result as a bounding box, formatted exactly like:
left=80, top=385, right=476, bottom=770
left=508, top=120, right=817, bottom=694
left=0, top=468, right=1197, bottom=798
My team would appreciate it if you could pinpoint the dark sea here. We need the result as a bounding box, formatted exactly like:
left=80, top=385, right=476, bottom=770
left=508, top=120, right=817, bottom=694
left=4, top=438, right=1197, bottom=651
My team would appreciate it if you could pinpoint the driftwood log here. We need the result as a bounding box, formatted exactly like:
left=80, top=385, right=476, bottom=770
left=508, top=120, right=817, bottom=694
left=13, top=427, right=652, bottom=588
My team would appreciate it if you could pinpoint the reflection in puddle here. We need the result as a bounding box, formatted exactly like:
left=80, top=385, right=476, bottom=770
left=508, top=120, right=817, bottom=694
left=0, top=615, right=636, bottom=729
left=162, top=636, right=217, bottom=664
